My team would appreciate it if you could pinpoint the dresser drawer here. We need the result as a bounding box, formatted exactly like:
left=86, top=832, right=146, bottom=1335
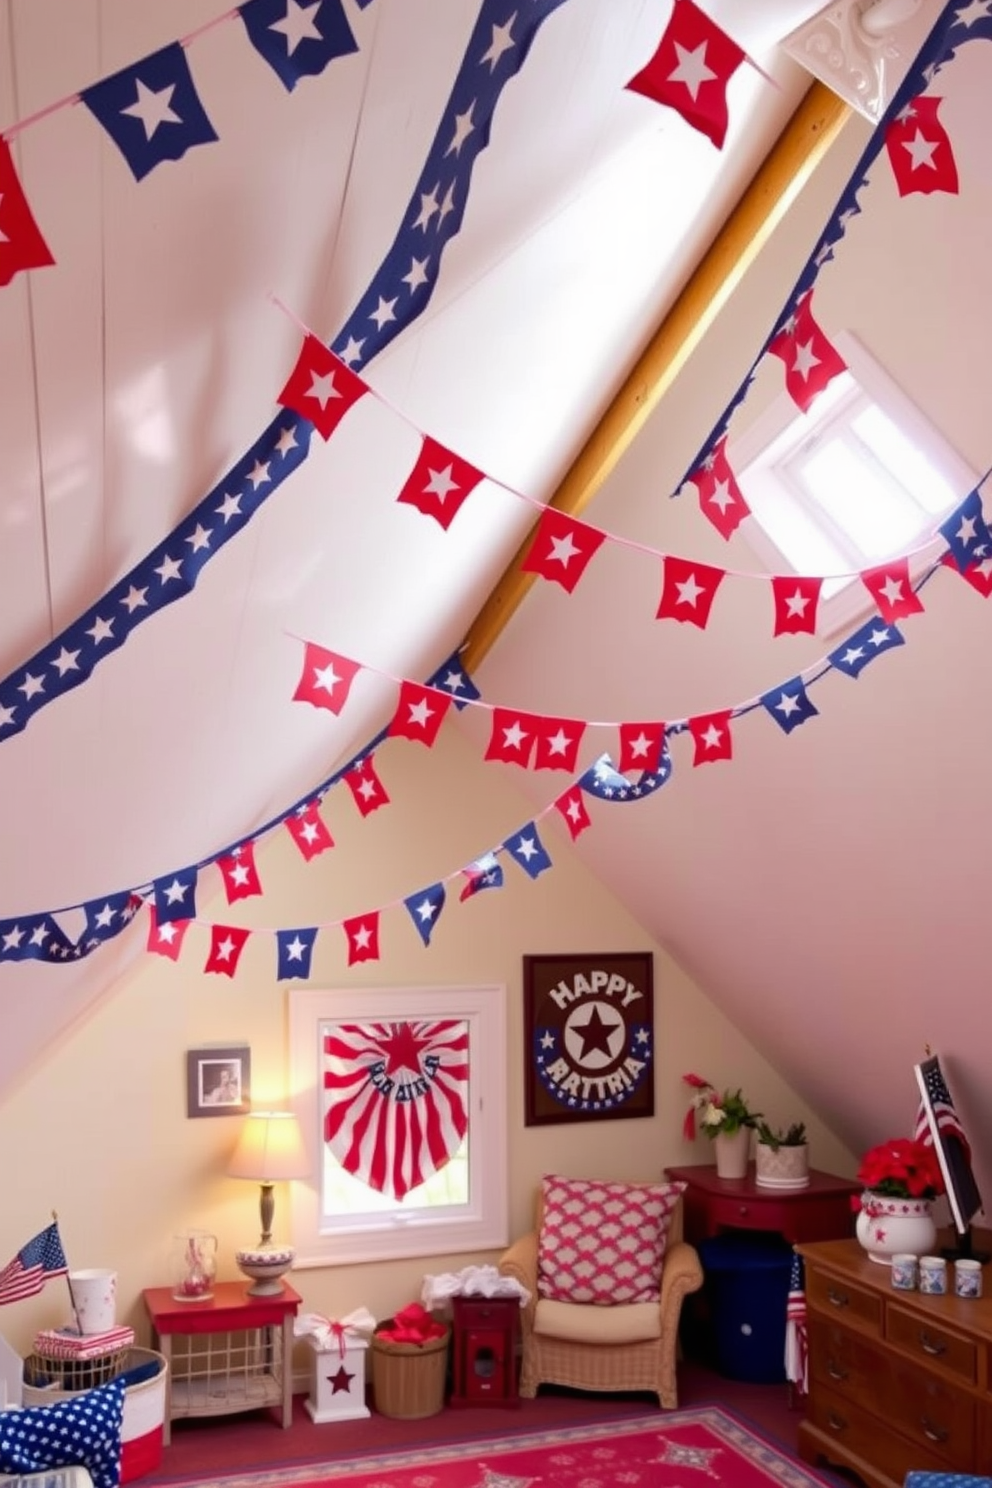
left=883, top=1355, right=975, bottom=1467
left=806, top=1381, right=951, bottom=1483
left=809, top=1317, right=886, bottom=1401
left=806, top=1267, right=882, bottom=1335
left=706, top=1195, right=769, bottom=1231
left=886, top=1303, right=977, bottom=1384
left=453, top=1299, right=518, bottom=1328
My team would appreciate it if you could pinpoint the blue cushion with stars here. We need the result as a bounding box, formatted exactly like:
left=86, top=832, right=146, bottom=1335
left=0, top=1376, right=125, bottom=1488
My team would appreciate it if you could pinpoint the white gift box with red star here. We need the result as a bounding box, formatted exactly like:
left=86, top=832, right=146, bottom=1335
left=296, top=1310, right=374, bottom=1424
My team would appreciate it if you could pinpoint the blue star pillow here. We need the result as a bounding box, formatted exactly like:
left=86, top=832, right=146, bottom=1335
left=0, top=1375, right=125, bottom=1488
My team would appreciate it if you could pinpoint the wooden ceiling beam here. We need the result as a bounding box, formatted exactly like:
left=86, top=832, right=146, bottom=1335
left=461, top=81, right=851, bottom=674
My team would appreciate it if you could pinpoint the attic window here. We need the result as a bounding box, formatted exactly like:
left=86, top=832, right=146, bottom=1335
left=729, top=332, right=977, bottom=635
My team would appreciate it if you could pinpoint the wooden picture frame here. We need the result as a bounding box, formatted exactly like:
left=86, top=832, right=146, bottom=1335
left=186, top=1044, right=251, bottom=1118
left=523, top=952, right=654, bottom=1127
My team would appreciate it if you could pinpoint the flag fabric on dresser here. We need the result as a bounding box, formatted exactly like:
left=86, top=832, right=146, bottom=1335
left=0, top=1222, right=68, bottom=1306
left=784, top=1250, right=808, bottom=1393
left=914, top=1055, right=971, bottom=1158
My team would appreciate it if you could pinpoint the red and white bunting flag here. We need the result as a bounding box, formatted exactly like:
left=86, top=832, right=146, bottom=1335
left=344, top=913, right=380, bottom=966
left=293, top=642, right=362, bottom=715
left=533, top=715, right=585, bottom=771
left=884, top=96, right=958, bottom=198
left=941, top=550, right=992, bottom=598
left=657, top=556, right=725, bottom=627
left=285, top=801, right=335, bottom=861
left=625, top=0, right=746, bottom=150
left=396, top=435, right=485, bottom=530
left=146, top=906, right=190, bottom=960
left=0, top=140, right=55, bottom=287
left=343, top=756, right=390, bottom=816
left=388, top=680, right=451, bottom=746
left=277, top=335, right=369, bottom=439
left=484, top=708, right=541, bottom=767
left=689, top=436, right=750, bottom=540
left=618, top=721, right=667, bottom=774
left=205, top=924, right=251, bottom=977
left=217, top=842, right=262, bottom=903
left=772, top=575, right=823, bottom=636
left=768, top=290, right=847, bottom=413
left=688, top=710, right=734, bottom=765
left=862, top=560, right=925, bottom=622
left=554, top=788, right=592, bottom=841
left=520, top=507, right=606, bottom=592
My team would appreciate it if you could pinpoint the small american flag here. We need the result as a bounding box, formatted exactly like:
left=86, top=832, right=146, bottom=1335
left=914, top=1055, right=971, bottom=1158
left=0, top=1221, right=68, bottom=1306
left=784, top=1251, right=808, bottom=1394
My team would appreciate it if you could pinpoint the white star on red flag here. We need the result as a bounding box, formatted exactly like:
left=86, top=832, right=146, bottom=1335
left=285, top=801, right=335, bottom=861
left=277, top=334, right=369, bottom=438
left=146, top=906, right=190, bottom=960
left=205, top=924, right=251, bottom=977
left=343, top=756, right=390, bottom=817
left=521, top=507, right=606, bottom=592
left=618, top=721, right=667, bottom=774
left=533, top=715, right=586, bottom=771
left=656, top=556, right=725, bottom=627
left=395, top=435, right=484, bottom=530
left=771, top=574, right=823, bottom=636
left=344, top=913, right=380, bottom=965
left=484, top=708, right=541, bottom=766
left=688, top=435, right=750, bottom=539
left=217, top=842, right=263, bottom=902
left=768, top=290, right=847, bottom=413
left=884, top=96, right=958, bottom=197
left=387, top=680, right=451, bottom=746
left=625, top=0, right=746, bottom=149
left=554, top=787, right=592, bottom=841
left=688, top=710, right=734, bottom=766
left=861, top=559, right=925, bottom=622
left=293, top=641, right=362, bottom=714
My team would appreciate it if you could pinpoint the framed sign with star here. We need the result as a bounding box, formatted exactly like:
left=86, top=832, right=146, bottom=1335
left=523, top=952, right=654, bottom=1127
left=186, top=1043, right=251, bottom=1118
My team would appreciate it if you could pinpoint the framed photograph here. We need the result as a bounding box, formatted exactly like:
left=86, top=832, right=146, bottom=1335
left=186, top=1044, right=251, bottom=1118
left=523, top=952, right=654, bottom=1127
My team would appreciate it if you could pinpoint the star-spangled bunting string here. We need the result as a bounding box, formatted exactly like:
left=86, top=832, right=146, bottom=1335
left=3, top=2, right=990, bottom=970
left=0, top=0, right=980, bottom=754
left=0, top=0, right=570, bottom=744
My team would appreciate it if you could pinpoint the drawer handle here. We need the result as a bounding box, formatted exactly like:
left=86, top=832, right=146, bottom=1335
left=827, top=1361, right=848, bottom=1382
left=827, top=1289, right=849, bottom=1309
left=827, top=1412, right=847, bottom=1434
left=738, top=1205, right=749, bottom=1216
left=921, top=1419, right=949, bottom=1445
left=918, top=1331, right=947, bottom=1358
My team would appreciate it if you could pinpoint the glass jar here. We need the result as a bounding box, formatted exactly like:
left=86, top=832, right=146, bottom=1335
left=172, top=1230, right=217, bottom=1301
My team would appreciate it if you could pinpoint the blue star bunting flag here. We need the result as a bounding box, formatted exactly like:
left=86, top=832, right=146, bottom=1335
left=761, top=677, right=819, bottom=734
left=425, top=651, right=481, bottom=710
left=153, top=867, right=198, bottom=925
left=82, top=893, right=138, bottom=950
left=579, top=750, right=673, bottom=803
left=828, top=619, right=905, bottom=679
left=81, top=43, right=218, bottom=182
left=939, top=488, right=992, bottom=571
left=404, top=883, right=446, bottom=946
left=0, top=914, right=72, bottom=963
left=276, top=926, right=318, bottom=980
left=949, top=1, right=992, bottom=44
left=459, top=853, right=503, bottom=902
left=0, top=1222, right=68, bottom=1306
left=504, top=822, right=553, bottom=880
left=240, top=0, right=358, bottom=92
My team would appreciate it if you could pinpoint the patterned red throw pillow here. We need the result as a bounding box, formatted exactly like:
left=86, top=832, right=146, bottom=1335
left=537, top=1174, right=685, bottom=1305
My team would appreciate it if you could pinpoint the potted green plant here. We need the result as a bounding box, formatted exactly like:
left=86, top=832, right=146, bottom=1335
left=754, top=1120, right=809, bottom=1189
left=682, top=1074, right=761, bottom=1179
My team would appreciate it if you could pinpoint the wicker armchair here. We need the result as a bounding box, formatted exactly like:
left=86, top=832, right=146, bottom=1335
left=498, top=1183, right=703, bottom=1408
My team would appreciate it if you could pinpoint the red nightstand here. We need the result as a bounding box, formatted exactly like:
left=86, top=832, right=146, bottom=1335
left=664, top=1164, right=860, bottom=1245
left=449, top=1295, right=521, bottom=1407
left=143, top=1280, right=300, bottom=1443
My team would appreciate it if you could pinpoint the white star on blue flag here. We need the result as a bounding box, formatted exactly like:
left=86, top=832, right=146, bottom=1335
left=81, top=43, right=218, bottom=181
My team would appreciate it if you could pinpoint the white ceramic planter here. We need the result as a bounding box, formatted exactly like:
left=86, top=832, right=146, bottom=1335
left=713, top=1127, right=750, bottom=1179
left=755, top=1142, right=810, bottom=1189
left=855, top=1191, right=936, bottom=1264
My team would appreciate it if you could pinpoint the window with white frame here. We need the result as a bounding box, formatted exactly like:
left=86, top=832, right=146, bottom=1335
left=288, top=983, right=507, bottom=1267
left=729, top=331, right=977, bottom=634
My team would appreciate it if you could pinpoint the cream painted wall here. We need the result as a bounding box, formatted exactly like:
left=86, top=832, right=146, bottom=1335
left=0, top=722, right=853, bottom=1359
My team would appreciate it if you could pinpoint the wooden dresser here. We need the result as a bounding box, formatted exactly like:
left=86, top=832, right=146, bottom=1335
left=797, top=1238, right=992, bottom=1488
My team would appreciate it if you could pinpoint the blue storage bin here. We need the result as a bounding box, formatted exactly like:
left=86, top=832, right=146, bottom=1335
left=698, top=1233, right=793, bottom=1384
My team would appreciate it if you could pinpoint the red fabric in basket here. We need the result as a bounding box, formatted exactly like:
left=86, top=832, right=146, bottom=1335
left=377, top=1303, right=446, bottom=1345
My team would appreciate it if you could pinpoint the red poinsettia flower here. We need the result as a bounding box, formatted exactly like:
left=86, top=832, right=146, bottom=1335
left=856, top=1137, right=944, bottom=1200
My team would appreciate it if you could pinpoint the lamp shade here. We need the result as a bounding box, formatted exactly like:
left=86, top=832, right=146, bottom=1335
left=226, top=1110, right=309, bottom=1182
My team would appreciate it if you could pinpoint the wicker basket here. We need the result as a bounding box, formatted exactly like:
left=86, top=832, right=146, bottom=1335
left=371, top=1321, right=449, bottom=1419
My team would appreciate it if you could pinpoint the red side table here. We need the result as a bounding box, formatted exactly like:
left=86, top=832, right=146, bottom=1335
left=143, top=1281, right=301, bottom=1443
left=449, top=1295, right=521, bottom=1407
left=664, top=1164, right=860, bottom=1245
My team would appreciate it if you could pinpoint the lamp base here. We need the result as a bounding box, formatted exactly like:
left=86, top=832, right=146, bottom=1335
left=235, top=1246, right=295, bottom=1297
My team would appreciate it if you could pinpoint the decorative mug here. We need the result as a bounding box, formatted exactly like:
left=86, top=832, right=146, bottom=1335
left=891, top=1254, right=918, bottom=1291
left=954, top=1259, right=982, bottom=1299
left=919, top=1255, right=947, bottom=1295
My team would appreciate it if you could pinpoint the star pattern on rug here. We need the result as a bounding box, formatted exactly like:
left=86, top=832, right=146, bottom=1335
left=654, top=1440, right=722, bottom=1476
left=475, top=1467, right=535, bottom=1488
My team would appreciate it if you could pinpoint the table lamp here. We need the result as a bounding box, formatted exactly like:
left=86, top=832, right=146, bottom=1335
left=227, top=1110, right=309, bottom=1295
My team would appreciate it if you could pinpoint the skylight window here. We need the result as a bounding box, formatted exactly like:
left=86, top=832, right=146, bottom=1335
left=729, top=332, right=977, bottom=633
